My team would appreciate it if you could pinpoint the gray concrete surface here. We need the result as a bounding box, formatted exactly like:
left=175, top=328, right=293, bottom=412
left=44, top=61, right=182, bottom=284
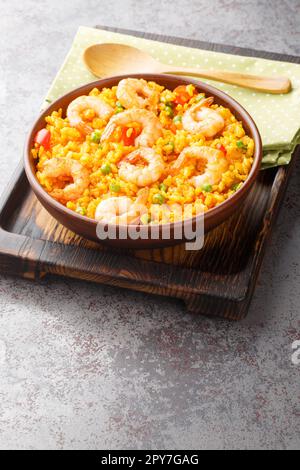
left=0, top=0, right=299, bottom=450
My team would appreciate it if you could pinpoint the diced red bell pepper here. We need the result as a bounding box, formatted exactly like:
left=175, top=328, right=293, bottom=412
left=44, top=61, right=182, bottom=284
left=169, top=123, right=177, bottom=134
left=173, top=85, right=192, bottom=105
left=34, top=128, right=51, bottom=150
left=121, top=127, right=137, bottom=146
left=218, top=144, right=227, bottom=156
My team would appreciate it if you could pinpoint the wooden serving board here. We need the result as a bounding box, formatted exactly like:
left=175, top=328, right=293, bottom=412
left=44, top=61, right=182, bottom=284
left=0, top=26, right=299, bottom=320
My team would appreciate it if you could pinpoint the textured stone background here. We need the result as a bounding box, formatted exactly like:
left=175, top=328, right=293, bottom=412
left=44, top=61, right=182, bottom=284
left=0, top=0, right=299, bottom=450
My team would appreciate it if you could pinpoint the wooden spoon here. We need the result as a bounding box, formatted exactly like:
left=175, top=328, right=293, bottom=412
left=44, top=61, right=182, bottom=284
left=83, top=43, right=291, bottom=94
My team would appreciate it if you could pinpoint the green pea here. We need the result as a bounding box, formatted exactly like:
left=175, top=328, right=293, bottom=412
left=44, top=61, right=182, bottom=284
left=152, top=193, right=165, bottom=205
left=91, top=130, right=101, bottom=143
left=173, top=115, right=182, bottom=124
left=195, top=93, right=205, bottom=102
left=164, top=142, right=175, bottom=153
left=236, top=140, right=247, bottom=150
left=101, top=163, right=111, bottom=175
left=114, top=101, right=125, bottom=113
left=140, top=214, right=151, bottom=225
left=232, top=182, right=242, bottom=191
left=165, top=105, right=174, bottom=118
left=76, top=207, right=86, bottom=216
left=159, top=183, right=168, bottom=192
left=202, top=184, right=213, bottom=193
left=110, top=182, right=121, bottom=193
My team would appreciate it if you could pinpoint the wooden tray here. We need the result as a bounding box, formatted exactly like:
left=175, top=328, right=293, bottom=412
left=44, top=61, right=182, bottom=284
left=0, top=26, right=299, bottom=320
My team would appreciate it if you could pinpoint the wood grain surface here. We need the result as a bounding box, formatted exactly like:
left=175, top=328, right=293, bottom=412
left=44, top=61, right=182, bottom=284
left=0, top=26, right=299, bottom=320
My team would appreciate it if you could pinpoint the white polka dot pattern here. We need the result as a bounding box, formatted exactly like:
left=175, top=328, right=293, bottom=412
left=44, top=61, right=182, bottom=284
left=43, top=26, right=300, bottom=169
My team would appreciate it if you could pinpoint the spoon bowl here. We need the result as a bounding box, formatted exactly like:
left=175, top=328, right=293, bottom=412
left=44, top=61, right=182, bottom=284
left=84, top=43, right=161, bottom=76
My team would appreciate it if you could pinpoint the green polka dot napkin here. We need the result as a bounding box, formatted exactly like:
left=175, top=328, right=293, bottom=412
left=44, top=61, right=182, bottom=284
left=44, top=26, right=300, bottom=169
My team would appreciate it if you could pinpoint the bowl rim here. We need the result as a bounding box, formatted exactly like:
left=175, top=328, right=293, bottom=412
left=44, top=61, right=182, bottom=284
left=24, top=73, right=262, bottom=235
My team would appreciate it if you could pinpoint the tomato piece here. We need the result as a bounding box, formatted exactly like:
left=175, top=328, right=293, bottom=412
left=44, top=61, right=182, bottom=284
left=34, top=128, right=51, bottom=150
left=218, top=144, right=227, bottom=156
left=169, top=123, right=177, bottom=134
left=121, top=127, right=137, bottom=146
left=173, top=85, right=191, bottom=105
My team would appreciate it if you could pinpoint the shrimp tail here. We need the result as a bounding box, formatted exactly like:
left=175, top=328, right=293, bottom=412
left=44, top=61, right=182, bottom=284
left=78, top=122, right=94, bottom=135
left=170, top=154, right=185, bottom=172
left=101, top=122, right=117, bottom=142
left=199, top=97, right=214, bottom=108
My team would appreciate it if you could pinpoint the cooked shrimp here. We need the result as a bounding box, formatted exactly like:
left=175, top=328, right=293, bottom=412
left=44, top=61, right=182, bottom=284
left=117, top=78, right=160, bottom=111
left=101, top=109, right=163, bottom=147
left=182, top=97, right=224, bottom=137
left=119, top=148, right=165, bottom=187
left=95, top=188, right=149, bottom=225
left=41, top=157, right=89, bottom=203
left=67, top=95, right=113, bottom=134
left=172, top=146, right=228, bottom=187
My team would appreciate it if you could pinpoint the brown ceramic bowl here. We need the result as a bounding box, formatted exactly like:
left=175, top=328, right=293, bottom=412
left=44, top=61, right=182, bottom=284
left=24, top=74, right=262, bottom=249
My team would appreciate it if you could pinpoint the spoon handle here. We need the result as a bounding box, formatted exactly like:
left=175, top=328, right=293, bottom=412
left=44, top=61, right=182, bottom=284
left=162, top=65, right=291, bottom=94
